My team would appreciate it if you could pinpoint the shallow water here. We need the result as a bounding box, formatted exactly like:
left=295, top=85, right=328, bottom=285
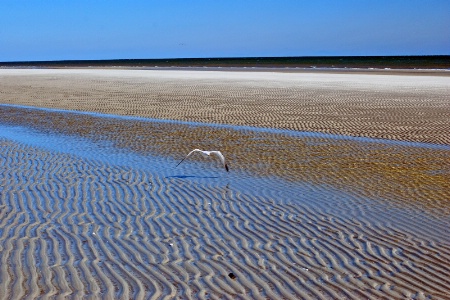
left=0, top=106, right=449, bottom=299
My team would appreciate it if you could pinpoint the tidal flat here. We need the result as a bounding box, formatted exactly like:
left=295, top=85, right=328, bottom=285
left=0, top=104, right=449, bottom=299
left=0, top=69, right=449, bottom=299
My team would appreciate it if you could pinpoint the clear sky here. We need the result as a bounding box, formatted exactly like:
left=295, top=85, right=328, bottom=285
left=1, top=0, right=449, bottom=62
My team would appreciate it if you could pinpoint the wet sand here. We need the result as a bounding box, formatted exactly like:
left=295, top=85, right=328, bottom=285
left=0, top=69, right=449, bottom=299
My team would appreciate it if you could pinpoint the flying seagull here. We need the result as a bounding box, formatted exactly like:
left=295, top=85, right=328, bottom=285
left=176, top=149, right=229, bottom=172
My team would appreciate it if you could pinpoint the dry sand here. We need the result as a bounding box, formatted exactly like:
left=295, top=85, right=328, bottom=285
left=0, top=69, right=449, bottom=299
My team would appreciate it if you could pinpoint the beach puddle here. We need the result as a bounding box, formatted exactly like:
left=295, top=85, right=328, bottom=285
left=0, top=105, right=449, bottom=299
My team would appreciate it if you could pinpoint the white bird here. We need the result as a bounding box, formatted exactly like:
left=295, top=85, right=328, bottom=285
left=176, top=149, right=229, bottom=172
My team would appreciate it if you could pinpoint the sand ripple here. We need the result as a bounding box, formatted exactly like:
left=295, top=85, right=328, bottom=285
left=0, top=107, right=449, bottom=299
left=1, top=69, right=449, bottom=145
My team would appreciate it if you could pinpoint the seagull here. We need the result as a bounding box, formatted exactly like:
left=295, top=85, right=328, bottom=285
left=176, top=149, right=229, bottom=172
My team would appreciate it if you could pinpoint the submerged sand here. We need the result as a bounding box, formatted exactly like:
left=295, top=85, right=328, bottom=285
left=0, top=69, right=449, bottom=299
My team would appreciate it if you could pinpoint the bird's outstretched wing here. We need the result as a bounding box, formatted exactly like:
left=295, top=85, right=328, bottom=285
left=211, top=151, right=229, bottom=172
left=175, top=149, right=201, bottom=168
left=176, top=149, right=229, bottom=172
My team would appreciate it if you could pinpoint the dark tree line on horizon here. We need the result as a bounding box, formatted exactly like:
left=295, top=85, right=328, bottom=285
left=1, top=55, right=449, bottom=69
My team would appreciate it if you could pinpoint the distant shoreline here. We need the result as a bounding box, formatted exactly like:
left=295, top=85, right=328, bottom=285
left=1, top=55, right=449, bottom=70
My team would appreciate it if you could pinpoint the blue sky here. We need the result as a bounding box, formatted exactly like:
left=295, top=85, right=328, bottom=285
left=1, top=0, right=449, bottom=61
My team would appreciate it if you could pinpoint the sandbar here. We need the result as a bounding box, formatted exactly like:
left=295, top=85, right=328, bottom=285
left=1, top=68, right=449, bottom=145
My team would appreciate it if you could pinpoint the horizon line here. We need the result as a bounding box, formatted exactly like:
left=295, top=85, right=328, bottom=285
left=1, top=54, right=449, bottom=64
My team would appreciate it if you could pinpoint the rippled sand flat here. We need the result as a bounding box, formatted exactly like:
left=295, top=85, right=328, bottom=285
left=1, top=69, right=449, bottom=145
left=0, top=105, right=449, bottom=299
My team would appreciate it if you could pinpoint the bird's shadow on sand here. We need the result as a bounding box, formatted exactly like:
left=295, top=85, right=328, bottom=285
left=166, top=175, right=219, bottom=179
